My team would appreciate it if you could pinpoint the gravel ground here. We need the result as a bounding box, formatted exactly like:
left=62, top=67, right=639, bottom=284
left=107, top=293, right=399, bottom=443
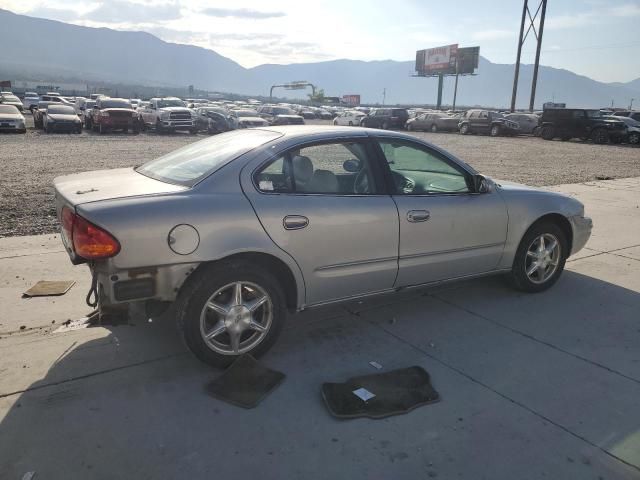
left=1, top=115, right=639, bottom=237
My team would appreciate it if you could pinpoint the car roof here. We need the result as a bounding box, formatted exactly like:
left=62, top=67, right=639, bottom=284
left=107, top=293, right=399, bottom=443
left=253, top=125, right=430, bottom=142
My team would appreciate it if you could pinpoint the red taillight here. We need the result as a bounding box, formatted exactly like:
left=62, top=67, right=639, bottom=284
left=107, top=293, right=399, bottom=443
left=61, top=207, right=75, bottom=246
left=61, top=207, right=120, bottom=260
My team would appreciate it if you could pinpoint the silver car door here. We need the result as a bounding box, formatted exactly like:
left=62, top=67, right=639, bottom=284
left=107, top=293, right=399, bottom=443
left=375, top=138, right=508, bottom=287
left=242, top=138, right=399, bottom=306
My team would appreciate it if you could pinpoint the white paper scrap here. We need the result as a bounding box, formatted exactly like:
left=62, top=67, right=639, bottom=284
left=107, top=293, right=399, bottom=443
left=352, top=387, right=376, bottom=402
left=369, top=361, right=383, bottom=370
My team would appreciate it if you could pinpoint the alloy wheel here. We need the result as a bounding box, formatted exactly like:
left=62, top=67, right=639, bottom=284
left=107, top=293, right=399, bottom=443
left=525, top=233, right=561, bottom=284
left=199, top=281, right=273, bottom=355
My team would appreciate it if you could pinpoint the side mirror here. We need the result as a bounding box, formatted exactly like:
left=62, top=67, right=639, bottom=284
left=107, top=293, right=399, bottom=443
left=473, top=174, right=493, bottom=193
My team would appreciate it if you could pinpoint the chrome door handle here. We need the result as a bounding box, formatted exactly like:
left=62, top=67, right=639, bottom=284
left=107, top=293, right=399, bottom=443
left=283, top=215, right=309, bottom=230
left=407, top=210, right=430, bottom=223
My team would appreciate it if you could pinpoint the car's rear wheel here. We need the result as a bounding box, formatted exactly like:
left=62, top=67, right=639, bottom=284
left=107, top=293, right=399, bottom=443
left=628, top=132, right=640, bottom=145
left=592, top=128, right=609, bottom=144
left=510, top=222, right=567, bottom=293
left=430, top=124, right=438, bottom=133
left=177, top=261, right=287, bottom=368
left=490, top=124, right=501, bottom=136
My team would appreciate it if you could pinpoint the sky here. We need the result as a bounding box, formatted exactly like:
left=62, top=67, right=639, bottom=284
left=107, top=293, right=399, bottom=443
left=1, top=0, right=639, bottom=83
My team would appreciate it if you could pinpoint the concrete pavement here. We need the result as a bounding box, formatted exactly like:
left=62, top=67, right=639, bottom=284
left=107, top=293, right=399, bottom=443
left=1, top=178, right=639, bottom=479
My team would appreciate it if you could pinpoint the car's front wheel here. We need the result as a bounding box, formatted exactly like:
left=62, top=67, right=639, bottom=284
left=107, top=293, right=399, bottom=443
left=628, top=132, right=640, bottom=145
left=510, top=222, right=568, bottom=293
left=459, top=123, right=469, bottom=135
left=177, top=261, right=287, bottom=367
left=490, top=124, right=501, bottom=136
left=430, top=124, right=438, bottom=133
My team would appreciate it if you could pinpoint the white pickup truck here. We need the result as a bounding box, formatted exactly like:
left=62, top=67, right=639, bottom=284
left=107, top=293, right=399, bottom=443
left=138, top=97, right=197, bottom=134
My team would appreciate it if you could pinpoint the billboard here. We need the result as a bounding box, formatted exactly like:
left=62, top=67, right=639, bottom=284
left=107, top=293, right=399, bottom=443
left=415, top=45, right=479, bottom=75
left=342, top=94, right=361, bottom=106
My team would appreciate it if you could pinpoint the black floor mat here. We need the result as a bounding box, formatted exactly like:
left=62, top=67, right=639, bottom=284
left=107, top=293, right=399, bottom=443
left=205, top=355, right=285, bottom=409
left=322, top=366, right=440, bottom=419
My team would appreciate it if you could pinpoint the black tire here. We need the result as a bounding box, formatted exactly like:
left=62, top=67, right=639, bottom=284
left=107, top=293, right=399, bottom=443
left=333, top=119, right=338, bottom=126
left=490, top=124, right=501, bottom=137
left=348, top=121, right=353, bottom=126
left=45, top=124, right=52, bottom=133
left=459, top=123, right=469, bottom=135
left=85, top=118, right=92, bottom=130
left=76, top=127, right=82, bottom=134
left=99, top=123, right=107, bottom=134
left=190, top=128, right=198, bottom=135
left=532, top=126, right=541, bottom=137
left=176, top=261, right=287, bottom=368
left=541, top=126, right=555, bottom=140
left=592, top=129, right=609, bottom=144
left=430, top=124, right=438, bottom=133
left=156, top=119, right=164, bottom=134
left=628, top=132, right=640, bottom=146
left=509, top=221, right=568, bottom=293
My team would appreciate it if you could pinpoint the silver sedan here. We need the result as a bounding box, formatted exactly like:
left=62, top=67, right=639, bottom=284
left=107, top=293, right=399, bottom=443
left=54, top=126, right=592, bottom=366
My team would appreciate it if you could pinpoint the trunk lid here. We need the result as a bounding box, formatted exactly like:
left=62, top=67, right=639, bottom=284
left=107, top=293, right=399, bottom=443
left=54, top=167, right=186, bottom=208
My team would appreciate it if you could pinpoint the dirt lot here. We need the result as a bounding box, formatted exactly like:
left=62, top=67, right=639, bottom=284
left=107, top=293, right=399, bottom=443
left=1, top=115, right=639, bottom=237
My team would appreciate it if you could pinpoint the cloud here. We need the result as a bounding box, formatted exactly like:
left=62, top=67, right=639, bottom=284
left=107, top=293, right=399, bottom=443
left=84, top=1, right=181, bottom=23
left=471, top=29, right=513, bottom=41
left=546, top=3, right=640, bottom=30
left=208, top=32, right=284, bottom=41
left=28, top=6, right=79, bottom=22
left=201, top=7, right=285, bottom=19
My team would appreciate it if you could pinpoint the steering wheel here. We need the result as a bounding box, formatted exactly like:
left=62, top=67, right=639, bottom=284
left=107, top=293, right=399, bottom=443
left=391, top=171, right=415, bottom=194
left=354, top=169, right=369, bottom=194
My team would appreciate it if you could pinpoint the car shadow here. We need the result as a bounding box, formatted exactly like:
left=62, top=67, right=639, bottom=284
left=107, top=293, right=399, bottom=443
left=0, top=269, right=639, bottom=478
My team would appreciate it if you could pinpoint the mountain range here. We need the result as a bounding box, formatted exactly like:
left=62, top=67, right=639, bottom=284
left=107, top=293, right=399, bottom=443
left=1, top=8, right=638, bottom=109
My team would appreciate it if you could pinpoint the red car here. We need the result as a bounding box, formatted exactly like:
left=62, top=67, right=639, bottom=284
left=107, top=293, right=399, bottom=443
left=89, top=97, right=139, bottom=134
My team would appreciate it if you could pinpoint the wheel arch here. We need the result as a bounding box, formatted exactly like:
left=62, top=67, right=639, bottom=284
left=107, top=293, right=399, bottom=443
left=523, top=213, right=573, bottom=254
left=187, top=251, right=300, bottom=313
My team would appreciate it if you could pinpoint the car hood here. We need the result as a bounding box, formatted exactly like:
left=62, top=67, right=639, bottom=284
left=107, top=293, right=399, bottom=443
left=101, top=108, right=135, bottom=113
left=159, top=106, right=190, bottom=112
left=1, top=100, right=21, bottom=106
left=239, top=116, right=267, bottom=123
left=54, top=167, right=187, bottom=207
left=49, top=113, right=79, bottom=121
left=0, top=113, right=23, bottom=120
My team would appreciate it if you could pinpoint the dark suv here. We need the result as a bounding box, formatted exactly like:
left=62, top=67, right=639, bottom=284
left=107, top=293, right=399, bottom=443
left=360, top=108, right=409, bottom=129
left=458, top=109, right=520, bottom=136
left=540, top=108, right=626, bottom=144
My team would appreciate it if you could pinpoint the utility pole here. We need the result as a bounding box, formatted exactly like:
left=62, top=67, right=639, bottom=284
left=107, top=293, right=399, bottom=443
left=510, top=0, right=548, bottom=112
left=382, top=88, right=386, bottom=105
left=510, top=0, right=528, bottom=112
left=529, top=0, right=547, bottom=112
left=630, top=98, right=635, bottom=110
left=436, top=74, right=444, bottom=110
left=452, top=58, right=459, bottom=111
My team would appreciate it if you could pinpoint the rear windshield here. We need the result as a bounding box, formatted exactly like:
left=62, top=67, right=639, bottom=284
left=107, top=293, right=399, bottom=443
left=136, top=129, right=281, bottom=186
left=48, top=105, right=76, bottom=114
left=101, top=100, right=132, bottom=109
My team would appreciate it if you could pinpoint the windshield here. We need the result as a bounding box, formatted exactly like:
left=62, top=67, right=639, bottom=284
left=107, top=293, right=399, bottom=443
left=0, top=105, right=19, bottom=114
left=235, top=110, right=258, bottom=117
left=273, top=107, right=294, bottom=115
left=48, top=105, right=76, bottom=114
left=157, top=99, right=185, bottom=108
left=136, top=129, right=281, bottom=186
left=101, top=100, right=131, bottom=109
left=586, top=110, right=602, bottom=118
